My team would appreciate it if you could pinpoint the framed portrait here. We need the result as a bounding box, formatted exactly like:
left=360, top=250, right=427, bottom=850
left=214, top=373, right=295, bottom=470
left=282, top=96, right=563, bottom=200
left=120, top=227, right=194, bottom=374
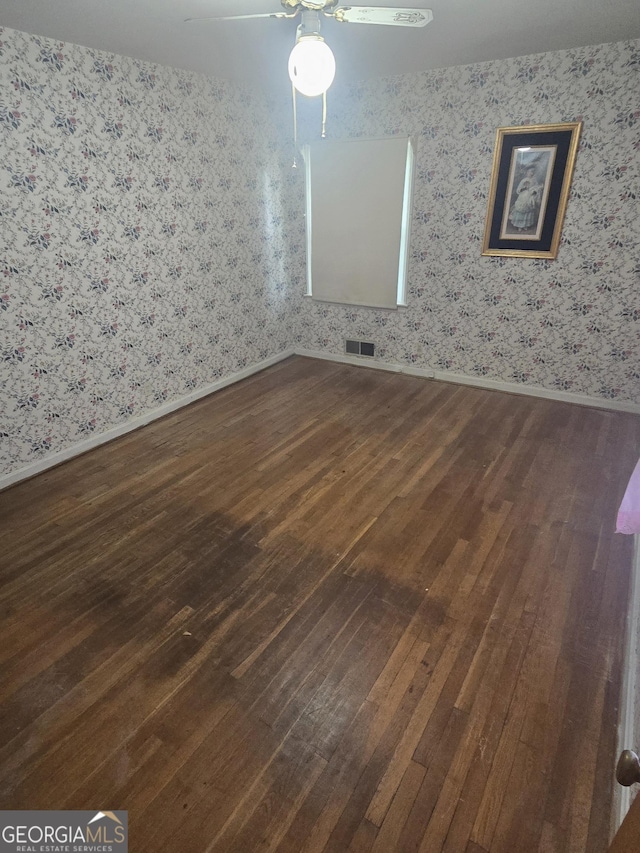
left=481, top=122, right=582, bottom=259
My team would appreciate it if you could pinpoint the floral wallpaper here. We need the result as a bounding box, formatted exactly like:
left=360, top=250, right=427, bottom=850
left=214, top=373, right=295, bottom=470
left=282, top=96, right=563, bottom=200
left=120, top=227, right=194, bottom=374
left=1, top=26, right=639, bottom=483
left=290, top=39, right=640, bottom=406
left=0, top=26, right=295, bottom=479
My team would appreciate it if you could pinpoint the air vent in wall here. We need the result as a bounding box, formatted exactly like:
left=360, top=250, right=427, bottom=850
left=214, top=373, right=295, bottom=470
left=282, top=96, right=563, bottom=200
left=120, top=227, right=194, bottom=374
left=345, top=340, right=375, bottom=358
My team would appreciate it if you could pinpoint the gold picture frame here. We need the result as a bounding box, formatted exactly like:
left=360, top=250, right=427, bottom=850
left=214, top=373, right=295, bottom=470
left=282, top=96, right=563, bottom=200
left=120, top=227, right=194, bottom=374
left=481, top=121, right=582, bottom=259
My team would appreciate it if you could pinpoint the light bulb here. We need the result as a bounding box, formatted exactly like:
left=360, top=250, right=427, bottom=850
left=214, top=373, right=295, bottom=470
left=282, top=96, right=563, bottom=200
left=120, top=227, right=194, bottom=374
left=288, top=36, right=336, bottom=97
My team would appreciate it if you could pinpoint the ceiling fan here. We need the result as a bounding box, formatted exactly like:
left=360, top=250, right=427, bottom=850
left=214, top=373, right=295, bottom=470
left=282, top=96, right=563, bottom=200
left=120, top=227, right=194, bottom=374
left=186, top=1, right=432, bottom=158
left=185, top=1, right=432, bottom=30
left=185, top=1, right=433, bottom=94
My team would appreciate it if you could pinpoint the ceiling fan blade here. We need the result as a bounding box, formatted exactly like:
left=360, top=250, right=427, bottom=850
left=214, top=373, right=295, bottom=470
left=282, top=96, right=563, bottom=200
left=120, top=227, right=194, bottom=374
left=331, top=6, right=432, bottom=26
left=184, top=11, right=291, bottom=23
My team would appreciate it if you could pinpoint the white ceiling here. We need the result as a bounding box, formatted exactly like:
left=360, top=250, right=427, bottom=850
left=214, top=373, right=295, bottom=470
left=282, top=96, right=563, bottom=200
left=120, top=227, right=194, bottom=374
left=0, top=0, right=639, bottom=92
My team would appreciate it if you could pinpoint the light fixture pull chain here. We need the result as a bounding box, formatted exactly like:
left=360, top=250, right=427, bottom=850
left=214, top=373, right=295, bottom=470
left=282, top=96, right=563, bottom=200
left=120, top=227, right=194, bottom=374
left=292, top=82, right=298, bottom=168
left=321, top=90, right=327, bottom=138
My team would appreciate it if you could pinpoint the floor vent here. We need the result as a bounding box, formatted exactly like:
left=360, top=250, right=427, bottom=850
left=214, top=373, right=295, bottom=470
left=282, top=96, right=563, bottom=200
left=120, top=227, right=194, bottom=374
left=345, top=339, right=375, bottom=358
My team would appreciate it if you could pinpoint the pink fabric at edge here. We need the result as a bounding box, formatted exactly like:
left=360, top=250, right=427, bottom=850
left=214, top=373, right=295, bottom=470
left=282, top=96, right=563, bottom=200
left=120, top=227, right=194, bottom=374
left=617, top=457, right=640, bottom=534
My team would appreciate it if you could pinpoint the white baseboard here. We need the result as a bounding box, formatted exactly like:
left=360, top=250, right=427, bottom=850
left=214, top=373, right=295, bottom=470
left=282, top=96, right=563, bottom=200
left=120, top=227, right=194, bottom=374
left=616, top=534, right=640, bottom=833
left=294, top=348, right=640, bottom=414
left=0, top=349, right=294, bottom=492
left=296, top=348, right=403, bottom=374
left=3, top=347, right=640, bottom=491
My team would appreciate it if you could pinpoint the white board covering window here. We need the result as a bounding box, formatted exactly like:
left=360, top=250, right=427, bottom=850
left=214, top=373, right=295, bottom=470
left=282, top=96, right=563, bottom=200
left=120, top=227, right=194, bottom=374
left=303, top=136, right=414, bottom=310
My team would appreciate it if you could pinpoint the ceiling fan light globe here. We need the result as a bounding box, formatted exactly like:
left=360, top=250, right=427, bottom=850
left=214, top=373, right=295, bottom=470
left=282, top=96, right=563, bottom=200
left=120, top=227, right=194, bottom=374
left=288, top=37, right=336, bottom=97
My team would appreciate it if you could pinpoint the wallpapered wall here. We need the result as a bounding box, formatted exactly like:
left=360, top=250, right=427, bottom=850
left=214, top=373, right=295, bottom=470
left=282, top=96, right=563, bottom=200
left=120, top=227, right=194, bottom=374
left=0, top=26, right=297, bottom=479
left=1, top=27, right=639, bottom=483
left=290, top=39, right=640, bottom=405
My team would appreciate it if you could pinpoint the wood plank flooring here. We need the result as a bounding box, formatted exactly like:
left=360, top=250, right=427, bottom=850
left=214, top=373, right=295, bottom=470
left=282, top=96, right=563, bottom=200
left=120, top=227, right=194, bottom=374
left=1, top=355, right=639, bottom=852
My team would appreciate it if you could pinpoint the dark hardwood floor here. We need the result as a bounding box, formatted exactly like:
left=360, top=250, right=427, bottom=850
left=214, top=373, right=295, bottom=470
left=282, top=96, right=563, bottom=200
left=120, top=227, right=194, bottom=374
left=1, top=356, right=638, bottom=852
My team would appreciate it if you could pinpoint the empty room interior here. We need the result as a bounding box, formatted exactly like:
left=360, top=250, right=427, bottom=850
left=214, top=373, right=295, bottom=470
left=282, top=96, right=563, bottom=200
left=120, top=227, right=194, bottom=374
left=1, top=0, right=640, bottom=850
